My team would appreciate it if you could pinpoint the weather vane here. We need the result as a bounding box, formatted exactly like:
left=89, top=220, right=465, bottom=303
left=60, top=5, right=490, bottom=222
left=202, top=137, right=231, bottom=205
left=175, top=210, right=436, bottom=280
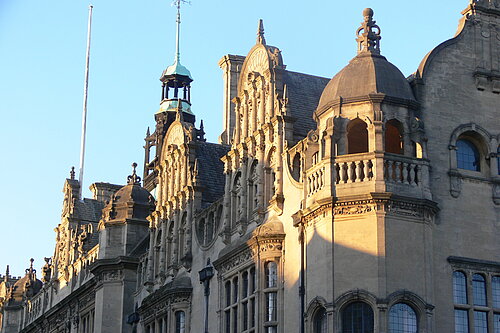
left=172, top=0, right=190, bottom=10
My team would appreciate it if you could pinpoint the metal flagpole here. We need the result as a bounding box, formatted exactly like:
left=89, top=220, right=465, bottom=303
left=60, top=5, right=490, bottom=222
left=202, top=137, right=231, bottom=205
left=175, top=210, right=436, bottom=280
left=78, top=4, right=93, bottom=200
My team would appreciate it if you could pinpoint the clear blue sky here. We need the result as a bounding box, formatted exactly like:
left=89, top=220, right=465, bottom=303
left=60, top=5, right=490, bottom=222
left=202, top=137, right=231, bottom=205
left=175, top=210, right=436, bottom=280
left=0, top=0, right=466, bottom=277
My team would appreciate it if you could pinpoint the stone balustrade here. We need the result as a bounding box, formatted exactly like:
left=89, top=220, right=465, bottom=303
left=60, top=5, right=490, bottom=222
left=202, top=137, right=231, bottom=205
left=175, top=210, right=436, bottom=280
left=307, top=164, right=325, bottom=197
left=305, top=152, right=431, bottom=200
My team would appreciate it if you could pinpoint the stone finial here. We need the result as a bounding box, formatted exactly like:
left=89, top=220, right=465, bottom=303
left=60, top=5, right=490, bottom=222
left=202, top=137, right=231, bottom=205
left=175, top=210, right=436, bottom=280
left=70, top=166, right=75, bottom=180
left=127, top=163, right=142, bottom=185
left=257, top=19, right=266, bottom=45
left=356, top=8, right=381, bottom=55
left=25, top=258, right=36, bottom=277
left=4, top=265, right=9, bottom=282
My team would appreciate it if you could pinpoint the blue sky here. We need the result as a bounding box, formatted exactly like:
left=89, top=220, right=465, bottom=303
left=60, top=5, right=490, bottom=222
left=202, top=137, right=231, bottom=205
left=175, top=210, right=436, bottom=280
left=0, top=0, right=466, bottom=277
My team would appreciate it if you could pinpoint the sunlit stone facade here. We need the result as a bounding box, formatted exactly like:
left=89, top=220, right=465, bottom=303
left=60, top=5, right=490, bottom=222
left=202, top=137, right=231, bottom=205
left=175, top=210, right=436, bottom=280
left=1, top=1, right=500, bottom=332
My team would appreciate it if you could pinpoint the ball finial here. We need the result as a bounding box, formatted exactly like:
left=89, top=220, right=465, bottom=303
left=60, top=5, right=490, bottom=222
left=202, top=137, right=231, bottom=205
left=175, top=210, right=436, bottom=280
left=363, top=8, right=374, bottom=19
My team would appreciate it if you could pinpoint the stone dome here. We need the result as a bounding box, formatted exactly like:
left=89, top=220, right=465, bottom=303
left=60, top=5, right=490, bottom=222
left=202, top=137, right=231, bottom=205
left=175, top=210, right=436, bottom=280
left=103, top=163, right=155, bottom=222
left=317, top=8, right=416, bottom=113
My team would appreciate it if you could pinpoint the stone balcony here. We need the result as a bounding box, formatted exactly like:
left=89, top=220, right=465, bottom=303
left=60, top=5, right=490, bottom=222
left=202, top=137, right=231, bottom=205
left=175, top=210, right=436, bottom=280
left=306, top=152, right=432, bottom=205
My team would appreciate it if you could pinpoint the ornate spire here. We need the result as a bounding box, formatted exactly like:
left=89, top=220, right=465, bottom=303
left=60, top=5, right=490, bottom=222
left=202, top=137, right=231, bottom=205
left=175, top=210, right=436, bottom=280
left=127, top=163, right=142, bottom=185
left=356, top=8, right=381, bottom=55
left=4, top=265, right=9, bottom=282
left=257, top=19, right=266, bottom=45
left=70, top=166, right=75, bottom=180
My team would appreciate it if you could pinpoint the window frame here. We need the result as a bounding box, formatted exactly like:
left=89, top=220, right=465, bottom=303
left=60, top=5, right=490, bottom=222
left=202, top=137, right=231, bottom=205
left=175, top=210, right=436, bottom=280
left=451, top=264, right=500, bottom=333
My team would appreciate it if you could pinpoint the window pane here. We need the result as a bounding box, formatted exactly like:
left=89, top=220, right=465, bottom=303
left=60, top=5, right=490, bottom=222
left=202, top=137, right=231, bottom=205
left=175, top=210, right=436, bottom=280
left=474, top=311, right=488, bottom=333
left=175, top=311, right=185, bottom=333
left=494, top=313, right=500, bottom=333
left=314, top=308, right=328, bottom=333
left=456, top=139, right=480, bottom=171
left=225, top=310, right=231, bottom=333
left=233, top=277, right=239, bottom=304
left=473, top=274, right=487, bottom=306
left=493, top=276, right=500, bottom=308
left=243, top=301, right=248, bottom=330
left=233, top=308, right=238, bottom=333
left=250, top=298, right=256, bottom=328
left=266, top=292, right=278, bottom=321
left=453, top=271, right=468, bottom=304
left=225, top=281, right=231, bottom=307
left=388, top=303, right=417, bottom=333
left=266, top=262, right=277, bottom=288
left=455, top=309, right=469, bottom=333
left=242, top=272, right=248, bottom=298
left=250, top=268, right=256, bottom=293
left=341, top=302, right=374, bottom=333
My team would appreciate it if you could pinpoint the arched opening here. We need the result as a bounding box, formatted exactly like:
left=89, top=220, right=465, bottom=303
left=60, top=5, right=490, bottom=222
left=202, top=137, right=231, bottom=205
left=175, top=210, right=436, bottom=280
left=292, top=153, right=301, bottom=182
left=313, top=307, right=327, bottom=333
left=341, top=301, right=374, bottom=333
left=388, top=303, right=417, bottom=333
left=347, top=119, right=368, bottom=154
left=385, top=119, right=404, bottom=154
left=456, top=138, right=481, bottom=171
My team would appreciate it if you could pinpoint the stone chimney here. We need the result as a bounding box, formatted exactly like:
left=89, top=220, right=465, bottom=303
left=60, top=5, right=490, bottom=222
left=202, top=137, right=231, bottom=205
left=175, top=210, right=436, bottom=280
left=218, top=54, right=245, bottom=144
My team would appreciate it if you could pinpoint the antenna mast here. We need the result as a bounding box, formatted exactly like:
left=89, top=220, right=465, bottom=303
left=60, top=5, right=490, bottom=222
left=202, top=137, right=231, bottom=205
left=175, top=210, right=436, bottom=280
left=78, top=4, right=93, bottom=199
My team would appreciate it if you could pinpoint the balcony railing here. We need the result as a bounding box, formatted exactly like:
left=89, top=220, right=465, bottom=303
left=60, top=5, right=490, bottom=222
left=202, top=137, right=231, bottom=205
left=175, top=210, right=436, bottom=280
left=305, top=152, right=431, bottom=200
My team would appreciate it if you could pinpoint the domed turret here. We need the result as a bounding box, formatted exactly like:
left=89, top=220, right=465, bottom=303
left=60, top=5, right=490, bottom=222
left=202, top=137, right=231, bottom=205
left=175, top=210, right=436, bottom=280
left=317, top=8, right=416, bottom=114
left=102, top=163, right=155, bottom=222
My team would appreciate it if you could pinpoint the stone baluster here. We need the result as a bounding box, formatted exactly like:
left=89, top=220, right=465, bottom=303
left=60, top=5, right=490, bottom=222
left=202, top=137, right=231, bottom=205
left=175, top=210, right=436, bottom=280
left=402, top=162, right=409, bottom=184
left=356, top=161, right=363, bottom=182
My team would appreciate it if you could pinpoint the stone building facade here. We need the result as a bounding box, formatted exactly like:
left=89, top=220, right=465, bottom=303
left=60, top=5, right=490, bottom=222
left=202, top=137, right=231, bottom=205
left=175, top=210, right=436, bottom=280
left=1, top=1, right=500, bottom=332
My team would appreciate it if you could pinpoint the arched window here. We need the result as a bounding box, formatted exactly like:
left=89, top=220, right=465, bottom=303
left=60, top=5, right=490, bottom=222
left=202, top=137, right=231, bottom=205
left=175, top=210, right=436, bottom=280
left=388, top=303, right=417, bottom=333
left=385, top=119, right=404, bottom=155
left=292, top=153, right=301, bottom=182
left=453, top=271, right=468, bottom=304
left=175, top=311, right=185, bottom=333
left=456, top=139, right=480, bottom=171
left=314, top=307, right=327, bottom=333
left=341, top=302, right=374, bottom=333
left=347, top=119, right=368, bottom=154
left=265, top=262, right=278, bottom=288
left=472, top=274, right=487, bottom=306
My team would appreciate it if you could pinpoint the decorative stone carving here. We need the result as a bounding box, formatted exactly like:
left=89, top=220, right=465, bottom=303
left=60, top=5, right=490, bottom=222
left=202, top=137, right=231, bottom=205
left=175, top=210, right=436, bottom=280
left=450, top=174, right=462, bottom=198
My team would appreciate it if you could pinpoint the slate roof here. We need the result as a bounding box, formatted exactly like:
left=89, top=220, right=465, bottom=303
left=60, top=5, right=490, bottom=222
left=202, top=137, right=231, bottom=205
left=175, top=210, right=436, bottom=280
left=283, top=70, right=330, bottom=138
left=195, top=141, right=230, bottom=208
left=73, top=198, right=104, bottom=223
left=317, top=53, right=416, bottom=112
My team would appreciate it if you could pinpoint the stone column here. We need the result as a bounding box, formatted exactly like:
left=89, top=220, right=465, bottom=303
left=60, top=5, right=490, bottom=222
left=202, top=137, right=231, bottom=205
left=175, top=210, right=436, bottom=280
left=234, top=100, right=241, bottom=145
left=242, top=94, right=249, bottom=139
left=146, top=229, right=155, bottom=282
left=276, top=120, right=284, bottom=196
left=159, top=219, right=167, bottom=274
left=240, top=156, right=248, bottom=223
